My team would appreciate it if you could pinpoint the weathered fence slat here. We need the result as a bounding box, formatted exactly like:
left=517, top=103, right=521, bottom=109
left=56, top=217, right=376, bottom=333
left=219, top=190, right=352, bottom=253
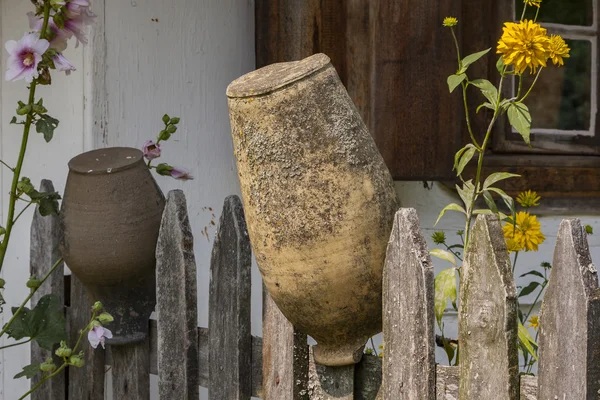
left=519, top=375, right=537, bottom=400
left=382, top=208, right=435, bottom=399
left=156, top=190, right=199, bottom=399
left=309, top=348, right=355, bottom=400
left=262, top=289, right=309, bottom=400
left=459, top=215, right=519, bottom=400
left=538, top=218, right=600, bottom=399
left=208, top=195, right=253, bottom=399
left=435, top=365, right=458, bottom=400
left=67, top=276, right=105, bottom=400
left=30, top=179, right=65, bottom=400
left=111, top=339, right=150, bottom=399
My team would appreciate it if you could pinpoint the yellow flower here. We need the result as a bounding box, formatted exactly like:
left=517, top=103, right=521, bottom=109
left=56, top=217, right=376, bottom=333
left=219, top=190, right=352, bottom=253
left=548, top=35, right=570, bottom=66
left=443, top=17, right=458, bottom=27
left=528, top=315, right=539, bottom=330
left=497, top=20, right=550, bottom=74
left=516, top=190, right=541, bottom=208
left=503, top=211, right=546, bottom=252
left=524, top=0, right=542, bottom=7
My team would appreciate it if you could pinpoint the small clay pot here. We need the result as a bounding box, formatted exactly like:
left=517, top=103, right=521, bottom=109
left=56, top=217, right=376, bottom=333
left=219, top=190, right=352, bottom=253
left=227, top=54, right=400, bottom=366
left=60, top=147, right=165, bottom=345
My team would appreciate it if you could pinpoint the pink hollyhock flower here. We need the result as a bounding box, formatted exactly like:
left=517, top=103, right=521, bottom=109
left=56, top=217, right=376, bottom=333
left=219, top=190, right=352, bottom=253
left=5, top=33, right=50, bottom=82
left=170, top=167, right=194, bottom=181
left=63, top=8, right=96, bottom=47
left=88, top=326, right=113, bottom=349
left=53, top=53, right=76, bottom=75
left=142, top=140, right=161, bottom=160
left=27, top=13, right=69, bottom=51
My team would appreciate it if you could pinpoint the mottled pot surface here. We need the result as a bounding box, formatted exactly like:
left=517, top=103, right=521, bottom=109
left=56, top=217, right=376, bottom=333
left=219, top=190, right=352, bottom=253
left=61, top=147, right=165, bottom=343
left=228, top=54, right=400, bottom=365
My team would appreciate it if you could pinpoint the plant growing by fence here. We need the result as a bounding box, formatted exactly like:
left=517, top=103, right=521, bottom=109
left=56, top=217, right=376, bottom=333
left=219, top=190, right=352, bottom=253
left=431, top=0, right=570, bottom=370
left=0, top=0, right=192, bottom=396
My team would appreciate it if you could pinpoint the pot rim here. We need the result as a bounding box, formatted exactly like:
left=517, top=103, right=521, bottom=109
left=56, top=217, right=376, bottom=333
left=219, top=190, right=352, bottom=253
left=226, top=53, right=331, bottom=99
left=68, top=147, right=144, bottom=175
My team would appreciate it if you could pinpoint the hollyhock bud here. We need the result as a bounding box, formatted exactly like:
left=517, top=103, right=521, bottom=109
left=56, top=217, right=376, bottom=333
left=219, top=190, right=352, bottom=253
left=92, top=301, right=103, bottom=312
left=142, top=140, right=161, bottom=160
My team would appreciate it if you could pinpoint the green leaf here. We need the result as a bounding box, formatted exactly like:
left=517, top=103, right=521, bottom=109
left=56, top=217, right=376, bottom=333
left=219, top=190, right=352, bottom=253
left=447, top=73, right=467, bottom=93
left=487, top=187, right=515, bottom=216
left=434, top=268, right=457, bottom=329
left=507, top=103, right=531, bottom=145
left=519, top=281, right=541, bottom=297
left=518, top=322, right=538, bottom=361
left=456, top=181, right=476, bottom=214
left=453, top=144, right=476, bottom=172
left=471, top=79, right=499, bottom=108
left=456, top=145, right=477, bottom=177
left=14, top=363, right=41, bottom=379
left=483, top=172, right=521, bottom=189
left=496, top=56, right=505, bottom=73
left=440, top=336, right=456, bottom=365
left=434, top=203, right=467, bottom=226
left=35, top=114, right=59, bottom=143
left=10, top=116, right=17, bottom=124
left=483, top=190, right=498, bottom=213
left=4, top=294, right=67, bottom=351
left=520, top=270, right=544, bottom=279
left=459, top=48, right=492, bottom=73
left=476, top=102, right=494, bottom=113
left=473, top=209, right=493, bottom=214
left=430, top=249, right=457, bottom=266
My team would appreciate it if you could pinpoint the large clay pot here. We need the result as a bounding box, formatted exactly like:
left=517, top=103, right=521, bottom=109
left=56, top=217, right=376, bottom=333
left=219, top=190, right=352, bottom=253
left=60, top=147, right=165, bottom=345
left=226, top=53, right=400, bottom=366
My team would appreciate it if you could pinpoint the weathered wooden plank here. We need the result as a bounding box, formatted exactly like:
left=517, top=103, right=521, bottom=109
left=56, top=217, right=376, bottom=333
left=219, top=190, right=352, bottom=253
left=459, top=215, right=519, bottom=399
left=538, top=218, right=600, bottom=399
left=156, top=190, right=199, bottom=399
left=30, top=180, right=66, bottom=400
left=382, top=208, right=435, bottom=399
left=111, top=340, right=150, bottom=399
left=435, top=365, right=458, bottom=400
left=519, top=375, right=537, bottom=400
left=262, top=289, right=309, bottom=400
left=308, top=346, right=355, bottom=400
left=67, top=276, right=105, bottom=400
left=208, top=195, right=252, bottom=399
left=354, top=355, right=381, bottom=400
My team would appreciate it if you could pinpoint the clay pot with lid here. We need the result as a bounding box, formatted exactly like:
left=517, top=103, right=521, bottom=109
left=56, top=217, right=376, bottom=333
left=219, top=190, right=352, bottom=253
left=226, top=54, right=400, bottom=366
left=60, top=147, right=165, bottom=344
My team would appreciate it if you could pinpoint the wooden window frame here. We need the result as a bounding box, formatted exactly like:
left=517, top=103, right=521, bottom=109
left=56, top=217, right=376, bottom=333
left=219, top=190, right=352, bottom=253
left=457, top=0, right=600, bottom=214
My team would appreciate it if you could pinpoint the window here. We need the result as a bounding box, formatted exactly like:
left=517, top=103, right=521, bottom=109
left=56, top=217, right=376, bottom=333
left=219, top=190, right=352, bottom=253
left=254, top=0, right=600, bottom=212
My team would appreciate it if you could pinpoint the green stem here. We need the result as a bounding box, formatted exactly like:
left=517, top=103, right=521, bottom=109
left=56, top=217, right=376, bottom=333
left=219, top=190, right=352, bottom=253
left=521, top=3, right=527, bottom=21
left=0, top=160, right=14, bottom=171
left=370, top=337, right=378, bottom=357
left=0, top=1, right=51, bottom=275
left=19, top=363, right=67, bottom=400
left=534, top=6, right=540, bottom=22
left=523, top=280, right=547, bottom=324
left=444, top=243, right=463, bottom=262
left=520, top=67, right=543, bottom=102
left=0, top=338, right=32, bottom=351
left=450, top=27, right=461, bottom=69
left=0, top=257, right=63, bottom=338
left=13, top=203, right=33, bottom=225
left=512, top=251, right=520, bottom=273
left=516, top=74, right=523, bottom=99
left=464, top=69, right=506, bottom=246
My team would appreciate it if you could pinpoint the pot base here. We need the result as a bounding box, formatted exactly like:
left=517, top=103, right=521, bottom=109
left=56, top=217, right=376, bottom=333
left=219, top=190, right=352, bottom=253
left=313, top=339, right=366, bottom=366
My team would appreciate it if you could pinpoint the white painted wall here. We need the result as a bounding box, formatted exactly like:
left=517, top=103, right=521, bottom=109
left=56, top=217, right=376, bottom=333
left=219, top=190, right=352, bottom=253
left=1, top=0, right=599, bottom=398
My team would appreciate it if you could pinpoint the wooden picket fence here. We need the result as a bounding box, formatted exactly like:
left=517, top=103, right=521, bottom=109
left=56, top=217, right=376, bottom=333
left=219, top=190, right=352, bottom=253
left=27, top=180, right=600, bottom=399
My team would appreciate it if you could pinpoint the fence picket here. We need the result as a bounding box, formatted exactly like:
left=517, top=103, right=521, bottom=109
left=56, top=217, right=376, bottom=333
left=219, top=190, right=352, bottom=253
left=537, top=218, right=600, bottom=399
left=458, top=215, right=519, bottom=400
left=208, top=195, right=253, bottom=399
left=67, top=276, right=105, bottom=400
left=262, top=289, right=309, bottom=400
left=435, top=365, right=458, bottom=400
left=520, top=376, right=537, bottom=400
left=309, top=349, right=355, bottom=400
left=156, top=190, right=199, bottom=399
left=111, top=340, right=150, bottom=399
left=30, top=179, right=65, bottom=400
left=382, top=208, right=435, bottom=399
